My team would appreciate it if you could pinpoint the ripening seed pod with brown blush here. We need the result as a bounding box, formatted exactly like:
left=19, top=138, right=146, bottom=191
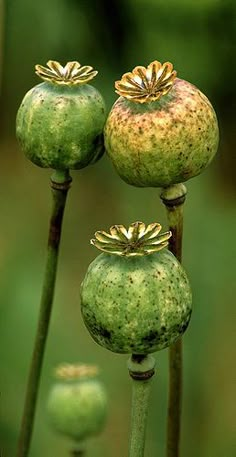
left=104, top=61, right=219, bottom=187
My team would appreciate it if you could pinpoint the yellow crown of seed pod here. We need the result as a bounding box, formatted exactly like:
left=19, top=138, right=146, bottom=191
left=55, top=363, right=99, bottom=380
left=115, top=61, right=177, bottom=103
left=35, top=60, right=98, bottom=86
left=91, top=221, right=172, bottom=256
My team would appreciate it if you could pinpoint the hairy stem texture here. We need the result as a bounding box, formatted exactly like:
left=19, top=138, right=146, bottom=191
left=128, top=354, right=155, bottom=457
left=160, top=183, right=187, bottom=457
left=16, top=170, right=72, bottom=457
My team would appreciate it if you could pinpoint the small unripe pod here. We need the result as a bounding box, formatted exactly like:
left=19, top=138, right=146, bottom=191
left=47, top=363, right=107, bottom=442
left=80, top=222, right=192, bottom=354
left=104, top=61, right=219, bottom=187
left=16, top=60, right=106, bottom=170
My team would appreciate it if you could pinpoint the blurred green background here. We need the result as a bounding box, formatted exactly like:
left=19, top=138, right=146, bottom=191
left=0, top=0, right=235, bottom=456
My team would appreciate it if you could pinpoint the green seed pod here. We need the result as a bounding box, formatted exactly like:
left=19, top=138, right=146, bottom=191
left=104, top=60, right=219, bottom=187
left=80, top=222, right=192, bottom=354
left=16, top=60, right=106, bottom=170
left=47, top=363, right=107, bottom=442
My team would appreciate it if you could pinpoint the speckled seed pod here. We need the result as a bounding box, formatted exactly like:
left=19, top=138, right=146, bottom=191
left=16, top=60, right=106, bottom=170
left=47, top=363, right=107, bottom=442
left=80, top=222, right=192, bottom=354
left=104, top=61, right=219, bottom=187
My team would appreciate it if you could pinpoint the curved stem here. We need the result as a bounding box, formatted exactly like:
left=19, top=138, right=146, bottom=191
left=128, top=354, right=156, bottom=457
left=160, top=183, right=187, bottom=457
left=16, top=169, right=72, bottom=457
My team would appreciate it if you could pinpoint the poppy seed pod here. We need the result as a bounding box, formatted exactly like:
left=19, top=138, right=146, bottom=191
left=80, top=222, right=192, bottom=354
left=16, top=60, right=106, bottom=170
left=47, top=363, right=107, bottom=442
left=104, top=61, right=219, bottom=187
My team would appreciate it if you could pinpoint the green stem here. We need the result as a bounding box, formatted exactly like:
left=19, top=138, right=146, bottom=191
left=16, top=169, right=72, bottom=457
left=160, top=183, right=187, bottom=457
left=128, top=354, right=156, bottom=457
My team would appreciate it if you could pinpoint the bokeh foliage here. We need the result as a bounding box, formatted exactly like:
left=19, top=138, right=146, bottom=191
left=0, top=1, right=235, bottom=456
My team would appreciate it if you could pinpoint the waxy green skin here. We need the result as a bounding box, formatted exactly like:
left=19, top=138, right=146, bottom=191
left=81, top=250, right=192, bottom=354
left=47, top=379, right=107, bottom=441
left=104, top=78, right=219, bottom=187
left=16, top=82, right=106, bottom=169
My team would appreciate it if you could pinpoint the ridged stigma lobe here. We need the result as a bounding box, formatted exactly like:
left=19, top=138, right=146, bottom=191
left=115, top=60, right=177, bottom=103
left=35, top=60, right=98, bottom=85
left=55, top=363, right=99, bottom=380
left=91, top=221, right=172, bottom=256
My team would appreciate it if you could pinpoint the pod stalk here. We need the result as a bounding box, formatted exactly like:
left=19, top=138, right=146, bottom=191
left=128, top=354, right=156, bottom=457
left=160, top=183, right=187, bottom=457
left=16, top=170, right=71, bottom=457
